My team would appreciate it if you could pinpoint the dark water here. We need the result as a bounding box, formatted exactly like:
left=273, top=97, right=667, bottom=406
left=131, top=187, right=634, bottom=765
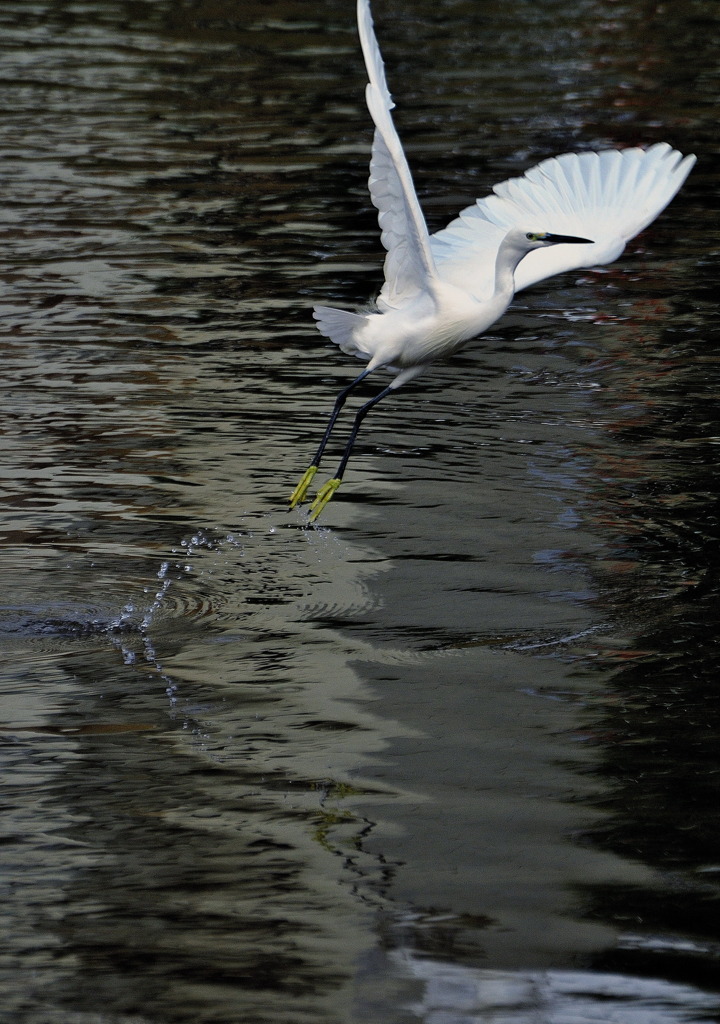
left=1, top=1, right=719, bottom=1021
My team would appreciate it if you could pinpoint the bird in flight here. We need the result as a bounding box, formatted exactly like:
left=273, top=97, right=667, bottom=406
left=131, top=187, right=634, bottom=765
left=290, top=0, right=695, bottom=521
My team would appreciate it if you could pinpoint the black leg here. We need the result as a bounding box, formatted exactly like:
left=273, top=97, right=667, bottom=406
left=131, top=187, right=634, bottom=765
left=308, top=380, right=397, bottom=521
left=310, top=367, right=374, bottom=468
left=335, top=382, right=396, bottom=480
left=289, top=368, right=373, bottom=508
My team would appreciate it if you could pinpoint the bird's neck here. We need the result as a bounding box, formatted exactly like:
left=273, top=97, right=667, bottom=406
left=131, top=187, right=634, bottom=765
left=494, top=239, right=527, bottom=301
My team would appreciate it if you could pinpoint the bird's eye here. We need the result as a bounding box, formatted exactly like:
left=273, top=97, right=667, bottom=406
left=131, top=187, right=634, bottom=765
left=526, top=232, right=539, bottom=241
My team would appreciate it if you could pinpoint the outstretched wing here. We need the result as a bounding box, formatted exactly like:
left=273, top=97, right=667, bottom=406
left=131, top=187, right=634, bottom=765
left=431, top=144, right=696, bottom=297
left=357, top=0, right=440, bottom=310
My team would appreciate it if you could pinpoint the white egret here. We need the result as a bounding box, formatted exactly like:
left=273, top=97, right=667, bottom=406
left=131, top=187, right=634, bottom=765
left=290, top=0, right=695, bottom=521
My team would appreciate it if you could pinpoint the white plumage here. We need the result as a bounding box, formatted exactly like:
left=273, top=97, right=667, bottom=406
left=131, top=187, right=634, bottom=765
left=290, top=0, right=695, bottom=520
left=432, top=143, right=696, bottom=297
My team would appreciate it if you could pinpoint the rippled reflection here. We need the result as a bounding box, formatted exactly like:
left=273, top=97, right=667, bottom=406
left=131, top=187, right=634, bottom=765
left=1, top=0, right=719, bottom=1021
left=354, top=946, right=720, bottom=1023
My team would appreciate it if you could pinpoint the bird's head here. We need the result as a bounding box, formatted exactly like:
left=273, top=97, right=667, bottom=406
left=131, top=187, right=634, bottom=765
left=499, top=227, right=594, bottom=258
left=496, top=227, right=595, bottom=279
left=517, top=229, right=594, bottom=252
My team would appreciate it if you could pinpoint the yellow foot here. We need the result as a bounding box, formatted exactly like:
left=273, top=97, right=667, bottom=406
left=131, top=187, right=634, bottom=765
left=289, top=465, right=318, bottom=508
left=309, top=478, right=342, bottom=522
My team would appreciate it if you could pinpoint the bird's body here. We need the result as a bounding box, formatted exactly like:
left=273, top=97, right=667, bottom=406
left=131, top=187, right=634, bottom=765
left=316, top=228, right=556, bottom=375
left=289, top=0, right=695, bottom=520
left=327, top=278, right=505, bottom=374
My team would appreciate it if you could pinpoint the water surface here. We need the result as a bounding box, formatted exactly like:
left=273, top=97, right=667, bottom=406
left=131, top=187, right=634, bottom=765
left=1, top=1, right=719, bottom=1022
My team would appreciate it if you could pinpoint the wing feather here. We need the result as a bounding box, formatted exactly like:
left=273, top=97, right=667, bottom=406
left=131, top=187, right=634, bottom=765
left=357, top=0, right=439, bottom=310
left=432, top=144, right=695, bottom=296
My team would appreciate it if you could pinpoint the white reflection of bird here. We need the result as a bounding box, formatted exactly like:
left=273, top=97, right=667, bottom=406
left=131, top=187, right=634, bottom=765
left=290, top=0, right=695, bottom=521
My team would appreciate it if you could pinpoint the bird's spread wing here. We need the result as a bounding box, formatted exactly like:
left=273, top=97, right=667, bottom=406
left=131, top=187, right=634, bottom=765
left=357, top=0, right=440, bottom=310
left=431, top=144, right=696, bottom=296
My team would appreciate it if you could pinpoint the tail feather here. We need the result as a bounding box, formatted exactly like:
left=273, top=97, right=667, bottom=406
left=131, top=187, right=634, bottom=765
left=313, top=305, right=368, bottom=358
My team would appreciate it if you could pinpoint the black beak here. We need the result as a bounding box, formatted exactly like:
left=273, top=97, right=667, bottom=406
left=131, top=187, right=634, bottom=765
left=545, top=232, right=594, bottom=244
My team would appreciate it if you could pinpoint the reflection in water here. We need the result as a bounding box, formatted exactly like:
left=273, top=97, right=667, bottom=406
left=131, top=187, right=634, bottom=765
left=1, top=0, right=719, bottom=1021
left=355, top=946, right=720, bottom=1023
left=563, top=294, right=720, bottom=991
left=1, top=524, right=400, bottom=1023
